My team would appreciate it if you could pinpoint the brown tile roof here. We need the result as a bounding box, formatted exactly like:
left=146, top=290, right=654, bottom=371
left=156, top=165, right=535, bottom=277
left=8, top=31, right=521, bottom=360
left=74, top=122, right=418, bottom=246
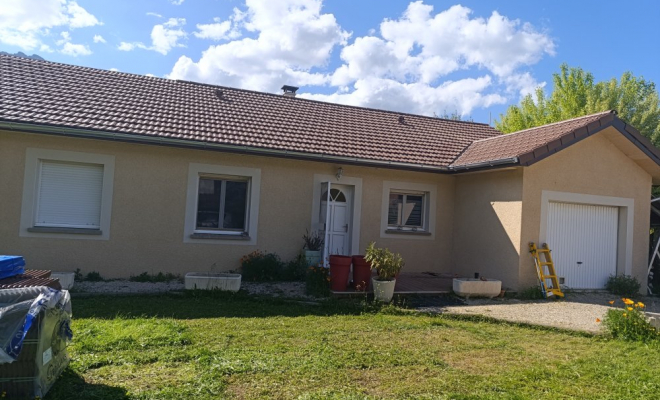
left=0, top=55, right=502, bottom=169
left=451, top=110, right=619, bottom=168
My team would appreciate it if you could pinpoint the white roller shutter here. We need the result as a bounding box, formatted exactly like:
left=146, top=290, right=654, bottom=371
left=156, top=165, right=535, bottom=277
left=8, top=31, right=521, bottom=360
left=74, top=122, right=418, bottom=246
left=36, top=160, right=104, bottom=229
left=546, top=202, right=618, bottom=289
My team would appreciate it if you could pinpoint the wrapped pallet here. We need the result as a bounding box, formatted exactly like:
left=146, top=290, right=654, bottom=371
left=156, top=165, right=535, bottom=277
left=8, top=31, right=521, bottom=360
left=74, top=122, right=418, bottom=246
left=0, top=287, right=72, bottom=398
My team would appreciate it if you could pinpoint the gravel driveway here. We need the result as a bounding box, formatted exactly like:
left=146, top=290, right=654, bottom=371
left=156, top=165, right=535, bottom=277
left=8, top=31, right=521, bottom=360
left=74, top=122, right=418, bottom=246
left=425, top=292, right=660, bottom=333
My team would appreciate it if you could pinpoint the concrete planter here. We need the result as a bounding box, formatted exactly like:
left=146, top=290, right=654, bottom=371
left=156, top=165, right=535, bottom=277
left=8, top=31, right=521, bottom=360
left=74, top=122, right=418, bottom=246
left=51, top=272, right=75, bottom=290
left=372, top=278, right=396, bottom=302
left=304, top=250, right=322, bottom=267
left=646, top=312, right=660, bottom=330
left=185, top=273, right=242, bottom=291
left=453, top=278, right=502, bottom=298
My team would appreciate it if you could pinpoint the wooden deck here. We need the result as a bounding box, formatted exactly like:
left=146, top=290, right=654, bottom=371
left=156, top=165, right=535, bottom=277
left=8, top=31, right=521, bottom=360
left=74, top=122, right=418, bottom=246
left=332, top=272, right=454, bottom=296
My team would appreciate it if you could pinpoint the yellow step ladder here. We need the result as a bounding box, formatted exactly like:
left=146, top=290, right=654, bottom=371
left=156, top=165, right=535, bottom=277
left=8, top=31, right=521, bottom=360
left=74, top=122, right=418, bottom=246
left=529, top=242, right=564, bottom=298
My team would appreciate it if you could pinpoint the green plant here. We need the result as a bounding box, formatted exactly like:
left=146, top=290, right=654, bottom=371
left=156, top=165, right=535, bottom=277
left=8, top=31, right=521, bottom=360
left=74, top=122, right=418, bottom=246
left=605, top=274, right=641, bottom=297
left=305, top=265, right=330, bottom=297
left=364, top=242, right=404, bottom=281
left=74, top=268, right=84, bottom=282
left=281, top=253, right=308, bottom=281
left=604, top=298, right=659, bottom=342
left=85, top=271, right=104, bottom=282
left=302, top=229, right=324, bottom=251
left=130, top=272, right=181, bottom=283
left=516, top=286, right=545, bottom=300
left=240, top=250, right=285, bottom=281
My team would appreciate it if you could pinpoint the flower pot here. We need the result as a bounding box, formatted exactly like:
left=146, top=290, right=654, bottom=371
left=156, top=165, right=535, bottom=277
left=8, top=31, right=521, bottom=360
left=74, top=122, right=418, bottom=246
left=352, top=255, right=372, bottom=291
left=372, top=278, right=396, bottom=302
left=304, top=250, right=322, bottom=267
left=329, top=255, right=352, bottom=291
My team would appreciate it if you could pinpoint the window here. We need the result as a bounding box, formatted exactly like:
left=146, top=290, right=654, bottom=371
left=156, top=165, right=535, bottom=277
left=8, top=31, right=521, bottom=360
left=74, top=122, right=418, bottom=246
left=196, top=177, right=249, bottom=233
left=36, top=160, right=104, bottom=229
left=184, top=163, right=261, bottom=244
left=388, top=191, right=426, bottom=230
left=20, top=148, right=115, bottom=240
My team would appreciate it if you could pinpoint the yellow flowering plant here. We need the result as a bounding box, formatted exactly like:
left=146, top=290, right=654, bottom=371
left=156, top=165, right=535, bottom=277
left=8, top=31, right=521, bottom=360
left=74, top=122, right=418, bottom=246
left=603, top=298, right=659, bottom=342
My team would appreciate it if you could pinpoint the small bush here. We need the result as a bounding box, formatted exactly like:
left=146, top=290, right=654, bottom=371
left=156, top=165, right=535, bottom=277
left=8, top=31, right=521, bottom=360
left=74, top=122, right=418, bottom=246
left=516, top=286, right=545, bottom=300
left=74, top=268, right=84, bottom=281
left=240, top=250, right=285, bottom=282
left=85, top=271, right=104, bottom=282
left=281, top=253, right=308, bottom=281
left=306, top=265, right=330, bottom=297
left=605, top=274, right=641, bottom=297
left=603, top=298, right=659, bottom=342
left=130, top=272, right=181, bottom=283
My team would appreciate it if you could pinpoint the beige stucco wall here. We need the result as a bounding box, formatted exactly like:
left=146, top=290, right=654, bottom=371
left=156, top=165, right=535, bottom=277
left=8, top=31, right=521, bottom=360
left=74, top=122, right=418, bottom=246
left=520, top=128, right=652, bottom=290
left=452, top=169, right=523, bottom=288
left=0, top=130, right=453, bottom=278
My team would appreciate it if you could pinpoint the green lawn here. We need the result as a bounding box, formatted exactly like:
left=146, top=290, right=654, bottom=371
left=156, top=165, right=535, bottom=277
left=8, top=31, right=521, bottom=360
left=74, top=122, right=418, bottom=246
left=46, top=292, right=660, bottom=400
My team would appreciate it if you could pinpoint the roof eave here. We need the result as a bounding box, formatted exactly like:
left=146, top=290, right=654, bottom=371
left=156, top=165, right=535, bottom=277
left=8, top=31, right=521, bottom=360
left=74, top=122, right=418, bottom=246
left=0, top=120, right=452, bottom=174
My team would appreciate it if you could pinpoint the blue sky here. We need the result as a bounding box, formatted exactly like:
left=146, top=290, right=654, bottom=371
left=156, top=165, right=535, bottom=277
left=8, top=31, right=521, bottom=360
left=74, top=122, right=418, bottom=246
left=1, top=0, right=658, bottom=124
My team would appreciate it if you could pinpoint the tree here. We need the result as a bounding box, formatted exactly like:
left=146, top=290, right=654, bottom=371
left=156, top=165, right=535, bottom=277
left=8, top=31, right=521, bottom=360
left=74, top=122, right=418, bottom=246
left=496, top=64, right=660, bottom=146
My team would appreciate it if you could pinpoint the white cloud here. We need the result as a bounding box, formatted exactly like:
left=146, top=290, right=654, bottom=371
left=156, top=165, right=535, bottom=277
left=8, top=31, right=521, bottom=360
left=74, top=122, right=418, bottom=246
left=55, top=30, right=92, bottom=56
left=93, top=34, right=106, bottom=43
left=109, top=67, right=119, bottom=71
left=146, top=12, right=163, bottom=18
left=0, top=0, right=100, bottom=50
left=61, top=42, right=91, bottom=56
left=169, top=1, right=554, bottom=116
left=194, top=17, right=240, bottom=41
left=120, top=18, right=186, bottom=55
left=169, top=0, right=349, bottom=93
left=170, top=0, right=185, bottom=5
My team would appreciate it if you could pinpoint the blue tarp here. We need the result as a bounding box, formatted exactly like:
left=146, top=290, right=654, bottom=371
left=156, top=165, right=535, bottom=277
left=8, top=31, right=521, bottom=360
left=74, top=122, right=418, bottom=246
left=0, top=256, right=25, bottom=280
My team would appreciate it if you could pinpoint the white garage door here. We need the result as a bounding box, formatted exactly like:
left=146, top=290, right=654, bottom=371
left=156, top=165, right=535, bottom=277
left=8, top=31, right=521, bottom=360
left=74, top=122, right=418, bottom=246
left=546, top=202, right=619, bottom=289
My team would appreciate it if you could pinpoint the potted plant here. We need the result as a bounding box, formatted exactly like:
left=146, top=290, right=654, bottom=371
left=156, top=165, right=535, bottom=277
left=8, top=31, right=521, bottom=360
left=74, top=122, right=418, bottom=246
left=364, top=242, right=404, bottom=302
left=302, top=230, right=324, bottom=266
left=328, top=254, right=352, bottom=291
left=351, top=255, right=372, bottom=291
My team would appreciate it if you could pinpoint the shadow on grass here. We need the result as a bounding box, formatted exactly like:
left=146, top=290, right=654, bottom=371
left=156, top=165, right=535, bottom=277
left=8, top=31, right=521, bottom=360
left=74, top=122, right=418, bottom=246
left=45, top=368, right=129, bottom=400
left=72, top=290, right=377, bottom=320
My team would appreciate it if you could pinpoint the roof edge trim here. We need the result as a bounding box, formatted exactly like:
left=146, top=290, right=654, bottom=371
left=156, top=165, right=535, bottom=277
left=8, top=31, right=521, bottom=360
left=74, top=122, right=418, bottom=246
left=0, top=121, right=453, bottom=173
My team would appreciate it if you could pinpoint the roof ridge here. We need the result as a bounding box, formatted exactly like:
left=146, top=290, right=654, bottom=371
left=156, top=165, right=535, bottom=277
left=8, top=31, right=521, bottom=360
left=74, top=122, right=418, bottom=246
left=0, top=53, right=497, bottom=129
left=468, top=110, right=616, bottom=145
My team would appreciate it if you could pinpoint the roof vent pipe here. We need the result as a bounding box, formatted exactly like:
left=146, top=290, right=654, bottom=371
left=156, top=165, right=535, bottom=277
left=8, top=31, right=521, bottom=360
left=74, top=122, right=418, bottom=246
left=281, top=85, right=299, bottom=97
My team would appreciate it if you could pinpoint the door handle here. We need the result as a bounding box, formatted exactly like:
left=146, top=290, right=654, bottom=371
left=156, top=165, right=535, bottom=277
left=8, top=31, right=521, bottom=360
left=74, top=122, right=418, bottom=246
left=344, top=224, right=349, bottom=232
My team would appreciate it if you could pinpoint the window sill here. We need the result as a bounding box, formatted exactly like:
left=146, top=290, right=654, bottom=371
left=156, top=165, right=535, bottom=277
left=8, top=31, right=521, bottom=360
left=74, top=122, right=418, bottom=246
left=28, top=227, right=103, bottom=235
left=190, top=233, right=251, bottom=241
left=384, top=229, right=432, bottom=236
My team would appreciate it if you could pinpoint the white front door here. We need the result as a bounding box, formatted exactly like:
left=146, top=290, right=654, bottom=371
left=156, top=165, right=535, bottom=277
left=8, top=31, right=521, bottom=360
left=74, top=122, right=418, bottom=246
left=546, top=202, right=619, bottom=289
left=321, top=184, right=352, bottom=256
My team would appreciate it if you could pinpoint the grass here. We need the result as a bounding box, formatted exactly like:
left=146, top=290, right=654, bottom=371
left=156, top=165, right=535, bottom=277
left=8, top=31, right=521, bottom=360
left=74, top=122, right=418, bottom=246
left=45, top=292, right=660, bottom=399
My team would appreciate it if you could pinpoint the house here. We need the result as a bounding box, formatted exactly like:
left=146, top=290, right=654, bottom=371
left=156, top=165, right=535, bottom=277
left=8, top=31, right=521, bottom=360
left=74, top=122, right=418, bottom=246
left=1, top=54, right=659, bottom=291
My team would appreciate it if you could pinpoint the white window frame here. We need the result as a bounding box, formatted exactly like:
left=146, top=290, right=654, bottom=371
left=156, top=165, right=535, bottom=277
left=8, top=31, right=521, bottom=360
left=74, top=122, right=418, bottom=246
left=20, top=148, right=115, bottom=240
left=184, top=163, right=261, bottom=245
left=380, top=181, right=436, bottom=240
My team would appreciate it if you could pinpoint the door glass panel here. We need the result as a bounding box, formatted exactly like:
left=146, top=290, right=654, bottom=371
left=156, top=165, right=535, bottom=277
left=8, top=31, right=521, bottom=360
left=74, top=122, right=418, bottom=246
left=404, top=195, right=423, bottom=227
left=196, top=178, right=221, bottom=229
left=388, top=194, right=402, bottom=225
left=224, top=181, right=248, bottom=230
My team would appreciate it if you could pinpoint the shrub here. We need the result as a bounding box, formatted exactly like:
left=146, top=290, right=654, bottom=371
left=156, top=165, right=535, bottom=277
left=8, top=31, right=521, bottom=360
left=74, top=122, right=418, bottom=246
left=74, top=268, right=84, bottom=282
left=130, top=272, right=181, bottom=283
left=516, top=286, right=545, bottom=300
left=603, top=298, right=659, bottom=342
left=306, top=265, right=330, bottom=297
left=281, top=253, right=308, bottom=281
left=85, top=271, right=104, bottom=282
left=364, top=242, right=404, bottom=281
left=240, top=250, right=285, bottom=282
left=605, top=274, right=641, bottom=297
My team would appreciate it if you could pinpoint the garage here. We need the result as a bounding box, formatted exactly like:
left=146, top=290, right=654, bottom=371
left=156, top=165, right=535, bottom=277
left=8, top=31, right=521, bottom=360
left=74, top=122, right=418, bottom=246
left=545, top=202, right=619, bottom=289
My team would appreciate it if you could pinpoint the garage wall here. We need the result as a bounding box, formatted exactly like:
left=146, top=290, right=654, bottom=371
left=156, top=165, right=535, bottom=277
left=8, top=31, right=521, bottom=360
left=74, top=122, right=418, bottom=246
left=520, top=128, right=652, bottom=290
left=0, top=130, right=454, bottom=278
left=452, top=168, right=524, bottom=288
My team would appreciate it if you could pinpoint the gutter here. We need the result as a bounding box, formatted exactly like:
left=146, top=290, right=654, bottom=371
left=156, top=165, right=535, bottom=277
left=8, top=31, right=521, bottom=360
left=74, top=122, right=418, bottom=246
left=447, top=157, right=520, bottom=171
left=0, top=121, right=453, bottom=173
